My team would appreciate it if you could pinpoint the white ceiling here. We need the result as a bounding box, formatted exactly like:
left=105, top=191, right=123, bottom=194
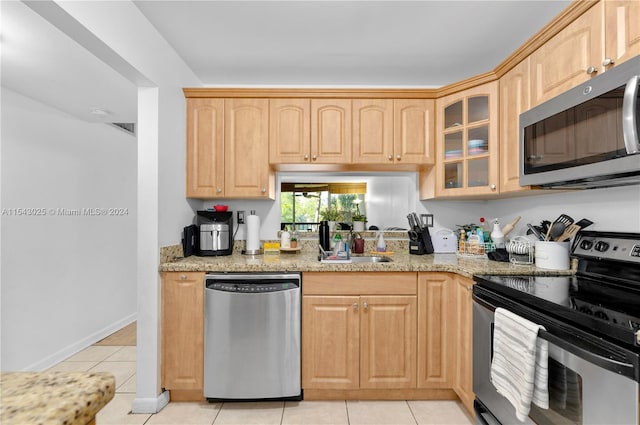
left=133, top=0, right=571, bottom=87
left=1, top=0, right=571, bottom=125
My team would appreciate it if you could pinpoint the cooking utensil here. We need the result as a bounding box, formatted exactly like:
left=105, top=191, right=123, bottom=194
left=549, top=222, right=566, bottom=240
left=574, top=218, right=594, bottom=230
left=527, top=223, right=545, bottom=241
left=556, top=223, right=581, bottom=242
left=545, top=214, right=574, bottom=240
left=501, top=216, right=521, bottom=237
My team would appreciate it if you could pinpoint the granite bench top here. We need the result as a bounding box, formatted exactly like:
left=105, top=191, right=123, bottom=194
left=160, top=251, right=574, bottom=278
left=0, top=372, right=115, bottom=425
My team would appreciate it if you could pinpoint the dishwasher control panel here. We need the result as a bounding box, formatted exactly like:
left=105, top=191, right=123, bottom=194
left=208, top=281, right=298, bottom=293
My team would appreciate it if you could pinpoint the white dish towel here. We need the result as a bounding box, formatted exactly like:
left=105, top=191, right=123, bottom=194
left=490, top=307, right=549, bottom=421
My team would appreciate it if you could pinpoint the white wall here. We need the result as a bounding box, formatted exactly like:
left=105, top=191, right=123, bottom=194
left=485, top=186, right=640, bottom=236
left=44, top=0, right=202, bottom=412
left=0, top=88, right=137, bottom=371
left=198, top=173, right=640, bottom=242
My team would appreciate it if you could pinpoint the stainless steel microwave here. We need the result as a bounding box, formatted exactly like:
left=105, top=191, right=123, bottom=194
left=519, top=55, right=640, bottom=188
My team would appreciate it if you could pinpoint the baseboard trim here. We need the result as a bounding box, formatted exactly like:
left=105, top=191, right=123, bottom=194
left=132, top=390, right=170, bottom=414
left=303, top=388, right=458, bottom=400
left=26, top=313, right=137, bottom=371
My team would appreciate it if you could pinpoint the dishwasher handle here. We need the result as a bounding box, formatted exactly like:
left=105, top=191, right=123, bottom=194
left=206, top=280, right=299, bottom=293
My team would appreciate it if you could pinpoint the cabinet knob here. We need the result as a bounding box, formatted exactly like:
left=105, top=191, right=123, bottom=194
left=179, top=274, right=187, bottom=280
left=216, top=188, right=222, bottom=193
left=602, top=57, right=615, bottom=67
left=304, top=154, right=309, bottom=160
left=586, top=66, right=598, bottom=75
left=466, top=285, right=472, bottom=292
left=312, top=154, right=317, bottom=161
left=353, top=303, right=358, bottom=311
left=363, top=302, right=368, bottom=309
left=387, top=155, right=393, bottom=161
left=396, top=155, right=401, bottom=161
left=261, top=187, right=266, bottom=193
left=490, top=184, right=496, bottom=191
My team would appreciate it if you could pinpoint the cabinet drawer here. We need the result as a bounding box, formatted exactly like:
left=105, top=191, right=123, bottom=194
left=302, top=272, right=417, bottom=295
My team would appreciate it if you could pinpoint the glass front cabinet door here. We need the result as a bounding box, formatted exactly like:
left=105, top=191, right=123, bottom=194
left=433, top=82, right=498, bottom=197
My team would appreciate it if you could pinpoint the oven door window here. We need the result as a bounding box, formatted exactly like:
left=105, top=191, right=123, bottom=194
left=529, top=357, right=583, bottom=425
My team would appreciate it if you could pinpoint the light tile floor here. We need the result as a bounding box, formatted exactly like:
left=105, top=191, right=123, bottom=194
left=50, top=344, right=473, bottom=425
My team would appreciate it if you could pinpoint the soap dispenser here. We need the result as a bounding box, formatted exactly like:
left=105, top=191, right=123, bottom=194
left=376, top=232, right=386, bottom=252
left=491, top=219, right=505, bottom=249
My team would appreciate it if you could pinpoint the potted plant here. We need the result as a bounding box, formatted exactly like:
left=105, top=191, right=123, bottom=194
left=320, top=208, right=342, bottom=231
left=352, top=213, right=367, bottom=231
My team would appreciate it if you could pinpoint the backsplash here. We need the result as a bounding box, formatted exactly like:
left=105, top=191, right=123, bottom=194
left=160, top=231, right=410, bottom=262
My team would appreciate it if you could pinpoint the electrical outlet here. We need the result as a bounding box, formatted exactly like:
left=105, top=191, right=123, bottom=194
left=237, top=210, right=245, bottom=224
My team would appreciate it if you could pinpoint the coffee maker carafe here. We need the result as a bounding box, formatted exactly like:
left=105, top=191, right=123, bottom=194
left=196, top=211, right=233, bottom=256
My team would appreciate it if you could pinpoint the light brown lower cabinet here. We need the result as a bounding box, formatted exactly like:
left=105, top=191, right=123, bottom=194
left=302, top=273, right=417, bottom=392
left=301, top=271, right=473, bottom=405
left=417, top=272, right=455, bottom=389
left=453, top=276, right=475, bottom=413
left=159, top=270, right=474, bottom=412
left=302, top=294, right=417, bottom=390
left=161, top=271, right=205, bottom=401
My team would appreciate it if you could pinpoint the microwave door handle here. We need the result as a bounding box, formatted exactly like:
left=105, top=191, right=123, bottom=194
left=622, top=75, right=640, bottom=154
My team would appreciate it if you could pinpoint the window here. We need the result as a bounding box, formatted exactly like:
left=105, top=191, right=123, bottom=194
left=280, top=182, right=366, bottom=231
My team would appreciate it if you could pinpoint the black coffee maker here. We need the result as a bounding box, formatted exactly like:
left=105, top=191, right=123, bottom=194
left=183, top=211, right=234, bottom=257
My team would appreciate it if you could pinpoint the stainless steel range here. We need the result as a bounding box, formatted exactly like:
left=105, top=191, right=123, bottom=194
left=473, top=231, right=640, bottom=425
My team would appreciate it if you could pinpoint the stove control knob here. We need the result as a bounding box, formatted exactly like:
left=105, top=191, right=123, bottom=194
left=595, top=241, right=610, bottom=252
left=580, top=240, right=593, bottom=250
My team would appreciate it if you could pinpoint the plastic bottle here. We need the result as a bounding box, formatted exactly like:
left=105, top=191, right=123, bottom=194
left=332, top=233, right=342, bottom=251
left=319, top=221, right=330, bottom=252
left=376, top=232, right=386, bottom=252
left=281, top=228, right=291, bottom=249
left=459, top=230, right=466, bottom=254
left=491, top=219, right=505, bottom=249
left=479, top=217, right=490, bottom=233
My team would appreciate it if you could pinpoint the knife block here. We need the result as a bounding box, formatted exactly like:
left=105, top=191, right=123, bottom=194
left=409, top=228, right=434, bottom=255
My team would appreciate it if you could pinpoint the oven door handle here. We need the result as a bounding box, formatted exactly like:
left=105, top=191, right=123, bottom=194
left=538, top=329, right=635, bottom=372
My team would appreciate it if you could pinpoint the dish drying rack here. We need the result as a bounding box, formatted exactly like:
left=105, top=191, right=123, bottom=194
left=505, top=236, right=534, bottom=264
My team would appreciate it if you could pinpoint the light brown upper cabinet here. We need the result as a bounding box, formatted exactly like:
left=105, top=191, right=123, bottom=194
left=530, top=4, right=602, bottom=106
left=499, top=58, right=531, bottom=194
left=224, top=99, right=274, bottom=198
left=530, top=1, right=639, bottom=107
left=604, top=0, right=640, bottom=69
left=394, top=99, right=436, bottom=165
left=351, top=99, right=435, bottom=165
left=427, top=81, right=499, bottom=198
left=351, top=99, right=394, bottom=164
left=186, top=98, right=225, bottom=198
left=186, top=98, right=274, bottom=199
left=310, top=99, right=352, bottom=164
left=269, top=99, right=311, bottom=164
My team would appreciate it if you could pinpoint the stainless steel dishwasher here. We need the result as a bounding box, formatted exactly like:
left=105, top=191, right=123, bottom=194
left=203, top=272, right=301, bottom=401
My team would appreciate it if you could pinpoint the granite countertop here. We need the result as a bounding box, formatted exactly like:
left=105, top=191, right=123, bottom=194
left=160, top=250, right=575, bottom=278
left=0, top=372, right=115, bottom=425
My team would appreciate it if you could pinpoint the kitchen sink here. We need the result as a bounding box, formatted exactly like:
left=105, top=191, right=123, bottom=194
left=350, top=256, right=393, bottom=263
left=320, top=256, right=393, bottom=264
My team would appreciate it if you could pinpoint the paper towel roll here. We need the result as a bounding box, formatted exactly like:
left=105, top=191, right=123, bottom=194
left=246, top=214, right=261, bottom=251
